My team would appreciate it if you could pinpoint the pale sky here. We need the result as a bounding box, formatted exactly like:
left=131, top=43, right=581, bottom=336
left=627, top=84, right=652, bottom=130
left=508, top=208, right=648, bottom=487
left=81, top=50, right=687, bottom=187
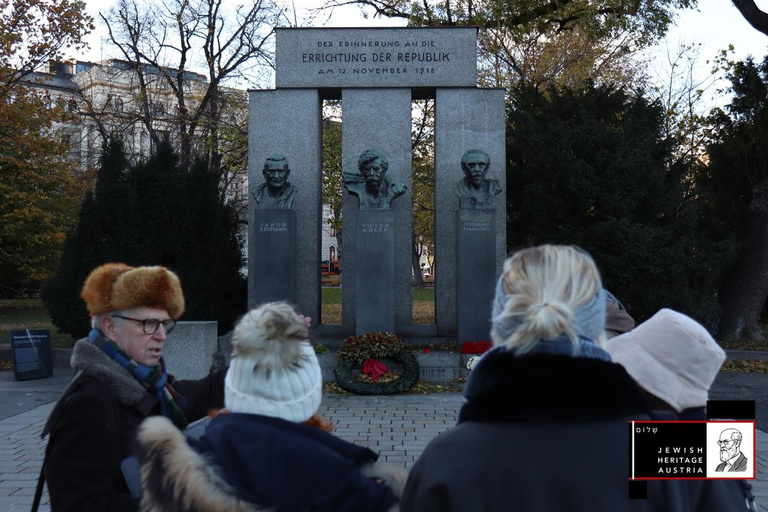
left=73, top=0, right=768, bottom=94
left=666, top=0, right=768, bottom=62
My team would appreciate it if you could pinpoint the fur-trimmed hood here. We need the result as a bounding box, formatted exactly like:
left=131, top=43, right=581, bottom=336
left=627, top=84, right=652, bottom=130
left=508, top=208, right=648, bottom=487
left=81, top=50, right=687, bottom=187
left=70, top=339, right=157, bottom=408
left=136, top=414, right=406, bottom=512
left=459, top=348, right=650, bottom=424
left=137, top=416, right=263, bottom=512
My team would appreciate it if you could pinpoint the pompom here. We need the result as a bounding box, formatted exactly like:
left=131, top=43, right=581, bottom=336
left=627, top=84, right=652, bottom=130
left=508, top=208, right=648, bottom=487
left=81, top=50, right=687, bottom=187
left=230, top=302, right=310, bottom=371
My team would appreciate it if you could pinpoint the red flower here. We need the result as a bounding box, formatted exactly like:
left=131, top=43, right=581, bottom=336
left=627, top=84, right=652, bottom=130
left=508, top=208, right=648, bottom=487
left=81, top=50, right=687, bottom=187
left=361, top=358, right=388, bottom=382
left=460, top=341, right=492, bottom=354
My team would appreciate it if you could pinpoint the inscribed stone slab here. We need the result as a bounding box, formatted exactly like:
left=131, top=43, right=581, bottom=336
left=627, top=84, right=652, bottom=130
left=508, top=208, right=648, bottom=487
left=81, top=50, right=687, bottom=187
left=356, top=210, right=395, bottom=334
left=456, top=210, right=496, bottom=345
left=276, top=27, right=477, bottom=89
left=251, top=209, right=297, bottom=305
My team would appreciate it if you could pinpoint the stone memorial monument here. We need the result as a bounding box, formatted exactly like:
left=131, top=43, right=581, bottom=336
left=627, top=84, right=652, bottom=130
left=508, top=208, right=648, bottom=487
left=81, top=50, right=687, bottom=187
left=249, top=27, right=506, bottom=348
left=250, top=154, right=298, bottom=306
left=344, top=150, right=407, bottom=334
left=454, top=149, right=502, bottom=344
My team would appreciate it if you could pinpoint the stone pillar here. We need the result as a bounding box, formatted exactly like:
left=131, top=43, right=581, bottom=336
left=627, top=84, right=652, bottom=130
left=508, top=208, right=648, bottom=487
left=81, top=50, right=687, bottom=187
left=356, top=210, right=395, bottom=334
left=248, top=89, right=322, bottom=319
left=456, top=209, right=496, bottom=344
left=251, top=210, right=297, bottom=305
left=435, top=88, right=506, bottom=338
left=342, top=89, right=412, bottom=333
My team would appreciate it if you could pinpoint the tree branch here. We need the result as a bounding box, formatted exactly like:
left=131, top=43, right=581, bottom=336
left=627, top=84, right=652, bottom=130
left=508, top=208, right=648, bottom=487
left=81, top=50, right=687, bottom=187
left=732, top=0, right=768, bottom=37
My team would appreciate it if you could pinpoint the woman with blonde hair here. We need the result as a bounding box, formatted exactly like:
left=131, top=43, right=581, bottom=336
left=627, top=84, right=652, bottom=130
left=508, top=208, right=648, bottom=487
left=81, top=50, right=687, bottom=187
left=402, top=245, right=680, bottom=511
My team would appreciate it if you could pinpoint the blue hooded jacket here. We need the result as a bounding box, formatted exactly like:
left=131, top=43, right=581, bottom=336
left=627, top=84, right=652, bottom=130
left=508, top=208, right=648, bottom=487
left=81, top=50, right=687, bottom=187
left=188, top=413, right=397, bottom=512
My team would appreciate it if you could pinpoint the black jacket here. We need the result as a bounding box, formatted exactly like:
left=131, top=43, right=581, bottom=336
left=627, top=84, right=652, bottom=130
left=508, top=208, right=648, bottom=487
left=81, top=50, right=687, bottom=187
left=135, top=413, right=407, bottom=512
left=42, top=339, right=225, bottom=512
left=402, top=349, right=690, bottom=512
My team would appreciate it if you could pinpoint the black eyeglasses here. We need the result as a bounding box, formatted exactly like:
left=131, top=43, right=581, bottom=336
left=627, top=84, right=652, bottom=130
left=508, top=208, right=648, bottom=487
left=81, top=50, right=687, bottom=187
left=111, top=315, right=176, bottom=335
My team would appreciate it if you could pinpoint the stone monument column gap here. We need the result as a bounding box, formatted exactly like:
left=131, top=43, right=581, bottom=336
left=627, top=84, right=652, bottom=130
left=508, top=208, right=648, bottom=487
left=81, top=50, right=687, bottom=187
left=435, top=88, right=506, bottom=341
left=341, top=89, right=412, bottom=334
left=248, top=89, right=322, bottom=320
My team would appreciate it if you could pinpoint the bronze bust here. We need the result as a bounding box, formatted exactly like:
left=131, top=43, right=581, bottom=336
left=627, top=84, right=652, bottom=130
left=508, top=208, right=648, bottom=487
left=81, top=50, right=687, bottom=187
left=344, top=149, right=406, bottom=210
left=454, top=149, right=502, bottom=210
left=252, top=154, right=297, bottom=209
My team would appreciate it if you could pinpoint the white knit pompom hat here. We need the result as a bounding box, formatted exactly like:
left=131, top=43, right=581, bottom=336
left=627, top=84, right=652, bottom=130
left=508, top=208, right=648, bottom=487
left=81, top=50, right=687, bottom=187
left=224, top=302, right=322, bottom=423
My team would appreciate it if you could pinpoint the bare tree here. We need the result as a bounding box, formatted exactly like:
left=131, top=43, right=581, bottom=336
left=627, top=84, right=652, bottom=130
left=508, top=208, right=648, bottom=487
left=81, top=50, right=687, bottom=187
left=647, top=41, right=733, bottom=166
left=411, top=100, right=435, bottom=288
left=100, top=0, right=280, bottom=170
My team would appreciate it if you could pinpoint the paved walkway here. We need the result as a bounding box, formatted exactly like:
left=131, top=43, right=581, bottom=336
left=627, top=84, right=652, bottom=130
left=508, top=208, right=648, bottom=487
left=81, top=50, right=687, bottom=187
left=0, top=392, right=766, bottom=511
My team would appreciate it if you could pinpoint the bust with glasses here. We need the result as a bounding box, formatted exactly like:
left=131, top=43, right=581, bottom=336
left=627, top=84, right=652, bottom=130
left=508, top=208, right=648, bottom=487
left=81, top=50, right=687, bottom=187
left=41, top=263, right=226, bottom=511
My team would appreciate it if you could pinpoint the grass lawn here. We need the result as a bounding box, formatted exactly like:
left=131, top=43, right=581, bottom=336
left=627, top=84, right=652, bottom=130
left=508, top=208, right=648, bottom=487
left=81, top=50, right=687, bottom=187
left=1, top=289, right=436, bottom=349
left=0, top=299, right=78, bottom=348
left=320, top=287, right=435, bottom=324
left=321, top=288, right=342, bottom=304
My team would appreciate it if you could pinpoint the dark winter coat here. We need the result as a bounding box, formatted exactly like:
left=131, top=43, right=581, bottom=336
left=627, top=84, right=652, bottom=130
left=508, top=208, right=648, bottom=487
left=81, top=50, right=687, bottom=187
left=42, top=339, right=225, bottom=512
left=135, top=412, right=407, bottom=512
left=401, top=349, right=690, bottom=512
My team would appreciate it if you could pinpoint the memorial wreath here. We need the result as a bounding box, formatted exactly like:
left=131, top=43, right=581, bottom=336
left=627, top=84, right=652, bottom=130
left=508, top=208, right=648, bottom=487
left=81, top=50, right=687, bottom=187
left=334, top=332, right=419, bottom=394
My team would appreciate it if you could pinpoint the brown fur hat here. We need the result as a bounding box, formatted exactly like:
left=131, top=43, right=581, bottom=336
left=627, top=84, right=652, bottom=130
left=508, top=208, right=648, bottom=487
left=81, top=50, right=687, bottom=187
left=81, top=263, right=185, bottom=319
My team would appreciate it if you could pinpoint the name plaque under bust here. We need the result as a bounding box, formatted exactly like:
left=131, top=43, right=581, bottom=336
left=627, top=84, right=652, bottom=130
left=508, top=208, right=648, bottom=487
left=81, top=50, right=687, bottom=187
left=251, top=209, right=297, bottom=307
left=275, top=27, right=478, bottom=89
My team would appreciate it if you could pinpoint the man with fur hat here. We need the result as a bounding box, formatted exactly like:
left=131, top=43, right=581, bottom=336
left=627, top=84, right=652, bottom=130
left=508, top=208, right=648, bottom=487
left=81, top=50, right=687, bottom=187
left=40, top=263, right=226, bottom=512
left=135, top=301, right=406, bottom=512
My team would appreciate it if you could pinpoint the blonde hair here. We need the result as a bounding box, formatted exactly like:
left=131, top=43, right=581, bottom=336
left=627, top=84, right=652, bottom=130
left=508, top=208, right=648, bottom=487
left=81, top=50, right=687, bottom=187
left=491, top=245, right=604, bottom=354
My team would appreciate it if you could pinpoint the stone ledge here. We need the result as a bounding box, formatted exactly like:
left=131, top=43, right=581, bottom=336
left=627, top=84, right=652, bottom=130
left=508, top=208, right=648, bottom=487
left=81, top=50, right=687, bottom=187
left=315, top=326, right=440, bottom=343
left=318, top=351, right=472, bottom=382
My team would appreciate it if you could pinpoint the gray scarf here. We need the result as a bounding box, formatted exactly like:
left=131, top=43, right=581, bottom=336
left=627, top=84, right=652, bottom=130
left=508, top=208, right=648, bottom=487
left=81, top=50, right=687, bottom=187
left=491, top=276, right=606, bottom=346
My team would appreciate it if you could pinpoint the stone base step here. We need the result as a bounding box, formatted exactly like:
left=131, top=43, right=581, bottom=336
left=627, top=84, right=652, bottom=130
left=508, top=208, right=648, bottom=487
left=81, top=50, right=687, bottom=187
left=213, top=333, right=464, bottom=379
left=317, top=351, right=473, bottom=382
left=313, top=336, right=456, bottom=350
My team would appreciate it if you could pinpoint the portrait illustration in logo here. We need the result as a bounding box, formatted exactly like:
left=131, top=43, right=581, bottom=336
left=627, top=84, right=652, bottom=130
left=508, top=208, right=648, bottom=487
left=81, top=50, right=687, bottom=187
left=715, top=428, right=748, bottom=472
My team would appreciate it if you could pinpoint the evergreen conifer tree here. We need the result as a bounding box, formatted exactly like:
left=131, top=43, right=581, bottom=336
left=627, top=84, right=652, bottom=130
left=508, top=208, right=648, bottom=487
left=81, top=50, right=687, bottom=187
left=506, top=84, right=729, bottom=327
left=43, top=139, right=245, bottom=339
left=701, top=56, right=768, bottom=341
